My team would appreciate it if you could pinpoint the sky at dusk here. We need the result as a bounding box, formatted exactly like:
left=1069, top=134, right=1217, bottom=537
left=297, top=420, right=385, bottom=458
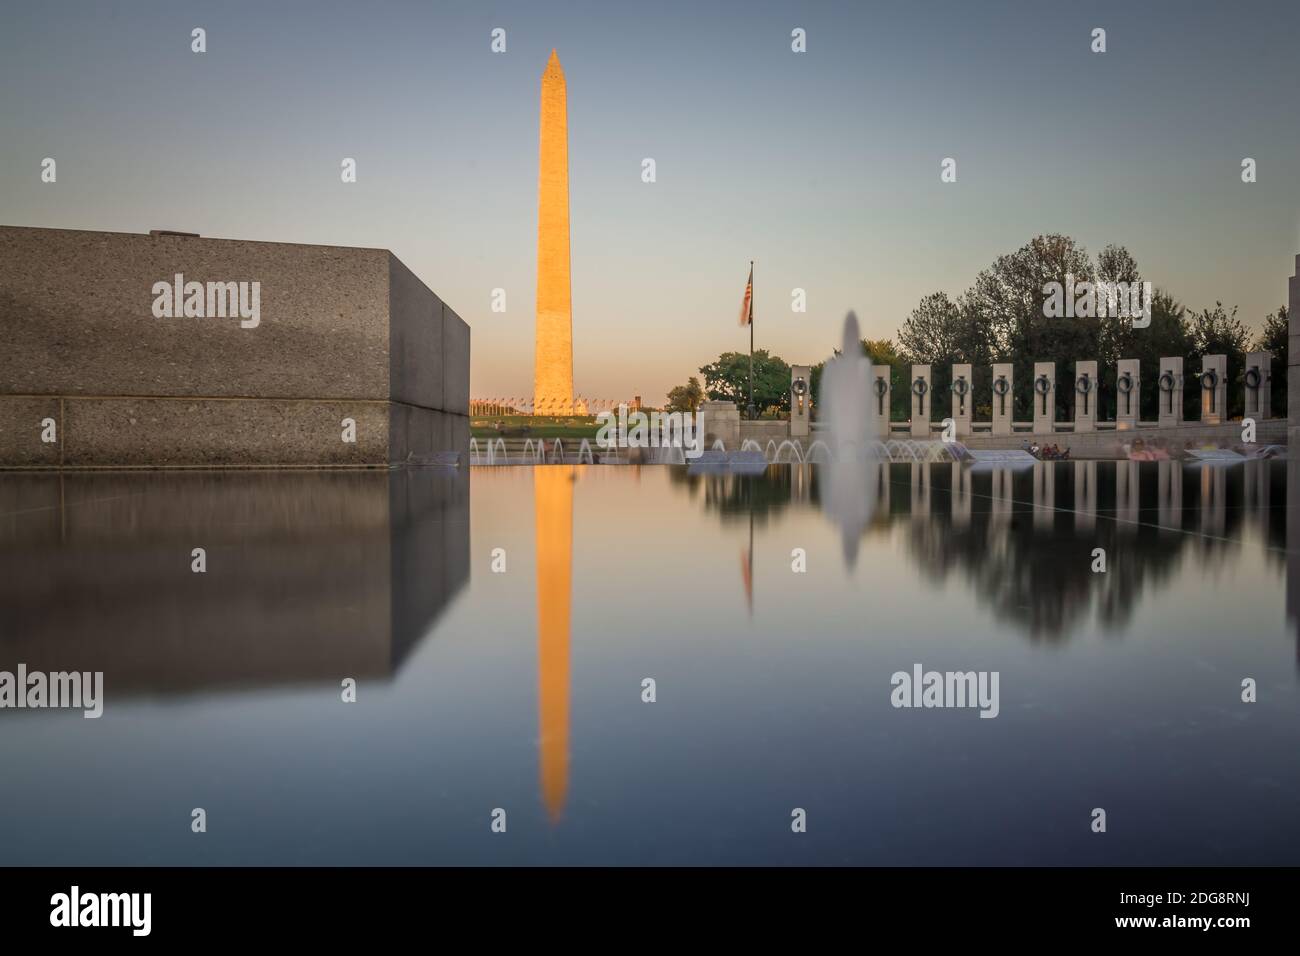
left=2, top=0, right=1298, bottom=405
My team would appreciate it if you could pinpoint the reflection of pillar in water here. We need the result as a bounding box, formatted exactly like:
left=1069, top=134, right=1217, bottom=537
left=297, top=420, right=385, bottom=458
left=791, top=462, right=811, bottom=503
left=910, top=462, right=930, bottom=517
left=1115, top=460, right=1139, bottom=534
left=990, top=468, right=1013, bottom=527
left=1199, top=465, right=1225, bottom=537
left=1032, top=461, right=1055, bottom=531
left=1157, top=459, right=1182, bottom=532
left=534, top=466, right=574, bottom=823
left=877, top=461, right=891, bottom=513
left=951, top=463, right=971, bottom=529
left=1287, top=461, right=1300, bottom=661
left=1243, top=459, right=1269, bottom=532
left=1073, top=460, right=1096, bottom=532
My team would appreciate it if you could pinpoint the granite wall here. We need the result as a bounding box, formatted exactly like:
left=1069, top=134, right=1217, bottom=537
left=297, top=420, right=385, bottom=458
left=0, top=225, right=469, bottom=467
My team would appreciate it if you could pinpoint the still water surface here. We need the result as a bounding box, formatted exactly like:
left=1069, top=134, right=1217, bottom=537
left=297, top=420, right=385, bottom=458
left=1, top=461, right=1297, bottom=865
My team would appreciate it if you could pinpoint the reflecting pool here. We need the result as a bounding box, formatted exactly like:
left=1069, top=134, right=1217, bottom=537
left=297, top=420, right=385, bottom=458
left=1, top=461, right=1297, bottom=865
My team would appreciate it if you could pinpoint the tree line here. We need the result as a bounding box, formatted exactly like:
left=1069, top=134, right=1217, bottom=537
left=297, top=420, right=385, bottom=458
left=666, top=234, right=1287, bottom=422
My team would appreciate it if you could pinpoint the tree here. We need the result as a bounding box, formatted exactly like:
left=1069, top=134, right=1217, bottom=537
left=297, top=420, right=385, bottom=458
left=1256, top=306, right=1288, bottom=416
left=896, top=292, right=992, bottom=419
left=665, top=376, right=704, bottom=413
left=699, top=349, right=791, bottom=416
left=897, top=292, right=991, bottom=368
left=976, top=235, right=1101, bottom=420
left=1124, top=290, right=1192, bottom=420
left=810, top=338, right=909, bottom=422
left=861, top=339, right=912, bottom=422
left=1188, top=302, right=1250, bottom=417
left=901, top=235, right=1153, bottom=421
left=1095, top=243, right=1145, bottom=414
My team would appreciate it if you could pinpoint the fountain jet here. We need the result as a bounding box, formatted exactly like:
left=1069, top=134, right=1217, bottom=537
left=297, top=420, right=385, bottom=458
left=817, top=311, right=880, bottom=567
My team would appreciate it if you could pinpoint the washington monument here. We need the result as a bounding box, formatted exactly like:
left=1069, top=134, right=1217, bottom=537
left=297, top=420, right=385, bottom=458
left=534, top=49, right=574, bottom=414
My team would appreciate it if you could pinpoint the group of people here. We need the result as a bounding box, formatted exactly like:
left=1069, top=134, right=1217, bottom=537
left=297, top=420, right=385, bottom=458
left=1025, top=441, right=1070, bottom=460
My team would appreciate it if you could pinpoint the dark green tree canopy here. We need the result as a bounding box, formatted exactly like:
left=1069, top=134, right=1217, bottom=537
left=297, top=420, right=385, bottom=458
left=892, top=234, right=1283, bottom=421
left=665, top=375, right=704, bottom=413
left=699, top=349, right=791, bottom=416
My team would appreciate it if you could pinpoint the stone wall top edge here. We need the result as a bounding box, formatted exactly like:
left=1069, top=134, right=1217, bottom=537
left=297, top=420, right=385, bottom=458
left=0, top=223, right=393, bottom=257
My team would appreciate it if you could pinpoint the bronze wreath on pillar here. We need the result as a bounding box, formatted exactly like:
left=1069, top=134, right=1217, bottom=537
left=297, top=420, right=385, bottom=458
left=873, top=377, right=888, bottom=416
left=1034, top=374, right=1052, bottom=415
left=1158, top=370, right=1176, bottom=415
left=992, top=375, right=1010, bottom=417
left=1117, top=371, right=1135, bottom=417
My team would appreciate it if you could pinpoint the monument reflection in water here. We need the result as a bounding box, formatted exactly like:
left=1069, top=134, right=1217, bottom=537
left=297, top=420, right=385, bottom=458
left=534, top=466, right=573, bottom=823
left=1, top=460, right=1298, bottom=865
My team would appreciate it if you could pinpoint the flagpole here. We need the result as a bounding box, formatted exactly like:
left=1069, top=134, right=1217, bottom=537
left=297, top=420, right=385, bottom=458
left=747, top=259, right=755, bottom=421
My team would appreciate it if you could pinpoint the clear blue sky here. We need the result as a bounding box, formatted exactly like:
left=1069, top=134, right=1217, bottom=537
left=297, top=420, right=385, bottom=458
left=2, top=0, right=1297, bottom=403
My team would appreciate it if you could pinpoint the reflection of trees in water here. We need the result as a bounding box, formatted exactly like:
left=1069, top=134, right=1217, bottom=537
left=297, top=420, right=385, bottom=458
left=681, top=459, right=1286, bottom=642
left=893, top=466, right=1170, bottom=641
left=873, top=461, right=1283, bottom=641
left=667, top=464, right=810, bottom=526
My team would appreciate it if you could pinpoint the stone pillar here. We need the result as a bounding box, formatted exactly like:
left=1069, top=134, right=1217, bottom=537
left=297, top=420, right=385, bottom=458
left=1157, top=357, right=1184, bottom=427
left=700, top=400, right=739, bottom=450
left=1243, top=352, right=1272, bottom=421
left=1032, top=361, right=1055, bottom=434
left=948, top=363, right=973, bottom=438
left=1115, top=358, right=1141, bottom=429
left=789, top=365, right=811, bottom=438
left=1200, top=354, right=1227, bottom=424
left=872, top=366, right=892, bottom=438
left=1073, top=360, right=1098, bottom=432
left=910, top=364, right=931, bottom=438
left=991, top=363, right=1014, bottom=436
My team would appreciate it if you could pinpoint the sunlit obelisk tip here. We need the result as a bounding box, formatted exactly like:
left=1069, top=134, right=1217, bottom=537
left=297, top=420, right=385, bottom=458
left=534, top=49, right=574, bottom=414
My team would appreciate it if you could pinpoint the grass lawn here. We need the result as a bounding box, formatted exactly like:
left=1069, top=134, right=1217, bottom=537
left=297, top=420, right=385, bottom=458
left=471, top=415, right=603, bottom=439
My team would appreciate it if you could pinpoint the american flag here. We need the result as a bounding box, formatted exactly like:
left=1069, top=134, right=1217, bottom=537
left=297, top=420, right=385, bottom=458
left=738, top=263, right=753, bottom=326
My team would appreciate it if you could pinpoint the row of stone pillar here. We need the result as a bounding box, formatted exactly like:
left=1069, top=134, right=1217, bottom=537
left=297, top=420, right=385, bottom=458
left=872, top=354, right=1274, bottom=437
